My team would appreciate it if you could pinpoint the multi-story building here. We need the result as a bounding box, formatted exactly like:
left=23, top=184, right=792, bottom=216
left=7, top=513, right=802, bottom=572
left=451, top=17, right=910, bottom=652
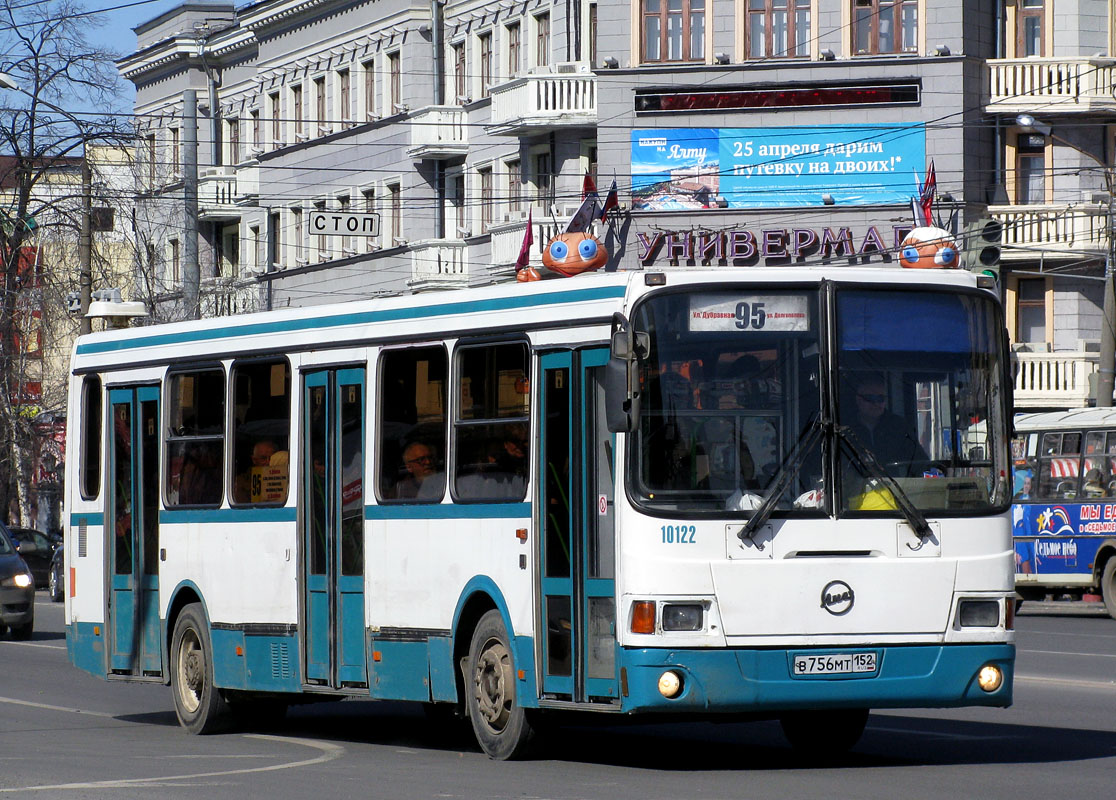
left=119, top=0, right=1114, bottom=410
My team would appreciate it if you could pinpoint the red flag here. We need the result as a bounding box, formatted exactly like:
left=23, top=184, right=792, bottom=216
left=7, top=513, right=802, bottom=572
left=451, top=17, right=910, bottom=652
left=582, top=173, right=597, bottom=199
left=514, top=208, right=534, bottom=272
left=919, top=161, right=936, bottom=226
left=599, top=179, right=619, bottom=221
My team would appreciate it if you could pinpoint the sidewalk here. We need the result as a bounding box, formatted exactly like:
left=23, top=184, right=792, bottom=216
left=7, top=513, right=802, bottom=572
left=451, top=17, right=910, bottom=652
left=1016, top=598, right=1112, bottom=616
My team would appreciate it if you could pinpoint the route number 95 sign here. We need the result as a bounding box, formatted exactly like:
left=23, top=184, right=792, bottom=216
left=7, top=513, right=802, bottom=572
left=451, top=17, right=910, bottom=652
left=689, top=294, right=810, bottom=332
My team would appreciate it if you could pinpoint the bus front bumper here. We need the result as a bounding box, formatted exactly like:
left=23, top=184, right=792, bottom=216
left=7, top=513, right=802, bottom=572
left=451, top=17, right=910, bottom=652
left=619, top=643, right=1014, bottom=713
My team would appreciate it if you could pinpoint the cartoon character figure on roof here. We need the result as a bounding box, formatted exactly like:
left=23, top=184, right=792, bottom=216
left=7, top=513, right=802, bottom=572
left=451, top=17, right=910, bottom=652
left=898, top=161, right=960, bottom=270
left=518, top=177, right=616, bottom=282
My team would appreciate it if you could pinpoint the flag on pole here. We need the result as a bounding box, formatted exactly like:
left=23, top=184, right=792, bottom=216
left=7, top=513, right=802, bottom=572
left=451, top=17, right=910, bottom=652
left=564, top=192, right=600, bottom=233
left=514, top=208, right=534, bottom=272
left=599, top=179, right=619, bottom=221
left=919, top=161, right=936, bottom=226
left=582, top=173, right=597, bottom=199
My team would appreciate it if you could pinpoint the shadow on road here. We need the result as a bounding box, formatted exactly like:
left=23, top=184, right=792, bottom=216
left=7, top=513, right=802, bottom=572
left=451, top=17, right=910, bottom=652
left=200, top=698, right=1116, bottom=770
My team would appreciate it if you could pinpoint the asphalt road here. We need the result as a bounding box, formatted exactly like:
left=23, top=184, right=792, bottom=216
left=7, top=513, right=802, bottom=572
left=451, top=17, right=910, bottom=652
left=1, top=595, right=1114, bottom=800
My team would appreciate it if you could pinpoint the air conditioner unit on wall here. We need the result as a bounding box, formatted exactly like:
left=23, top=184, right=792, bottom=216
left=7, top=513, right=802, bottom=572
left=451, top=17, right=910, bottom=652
left=553, top=62, right=580, bottom=74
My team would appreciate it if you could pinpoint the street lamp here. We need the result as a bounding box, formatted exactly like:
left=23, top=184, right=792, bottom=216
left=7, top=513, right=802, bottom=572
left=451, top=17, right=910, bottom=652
left=0, top=71, right=94, bottom=335
left=1015, top=113, right=1116, bottom=407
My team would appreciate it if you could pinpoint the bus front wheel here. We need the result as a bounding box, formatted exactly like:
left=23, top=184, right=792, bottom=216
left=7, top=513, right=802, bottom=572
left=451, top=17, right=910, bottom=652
left=464, top=610, right=534, bottom=760
left=780, top=708, right=869, bottom=756
left=171, top=603, right=229, bottom=734
left=1102, top=559, right=1116, bottom=621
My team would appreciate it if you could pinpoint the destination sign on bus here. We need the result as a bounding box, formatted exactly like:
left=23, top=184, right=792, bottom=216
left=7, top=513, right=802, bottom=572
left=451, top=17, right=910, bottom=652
left=689, top=294, right=810, bottom=332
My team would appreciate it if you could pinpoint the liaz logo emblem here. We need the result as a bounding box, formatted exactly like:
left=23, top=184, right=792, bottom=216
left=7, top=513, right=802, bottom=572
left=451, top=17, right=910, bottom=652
left=821, top=580, right=854, bottom=616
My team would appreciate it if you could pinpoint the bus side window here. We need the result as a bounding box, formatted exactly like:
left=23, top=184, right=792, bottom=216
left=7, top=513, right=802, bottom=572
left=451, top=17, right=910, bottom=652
left=166, top=369, right=226, bottom=507
left=377, top=346, right=447, bottom=503
left=452, top=342, right=529, bottom=503
left=231, top=360, right=291, bottom=505
left=80, top=375, right=102, bottom=499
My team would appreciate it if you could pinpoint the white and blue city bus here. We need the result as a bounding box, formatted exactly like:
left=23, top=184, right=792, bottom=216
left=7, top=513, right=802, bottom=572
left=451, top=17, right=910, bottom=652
left=63, top=266, right=1015, bottom=759
left=1010, top=407, right=1116, bottom=619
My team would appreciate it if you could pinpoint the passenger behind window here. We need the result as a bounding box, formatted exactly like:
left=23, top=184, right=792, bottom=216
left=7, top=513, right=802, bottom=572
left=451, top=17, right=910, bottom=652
left=456, top=426, right=529, bottom=501
left=178, top=443, right=222, bottom=505
left=1082, top=468, right=1106, bottom=498
left=394, top=441, right=445, bottom=500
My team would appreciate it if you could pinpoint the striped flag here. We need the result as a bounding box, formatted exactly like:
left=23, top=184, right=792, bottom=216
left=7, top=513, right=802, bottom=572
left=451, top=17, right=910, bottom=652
left=514, top=208, right=533, bottom=272
left=599, top=179, right=619, bottom=221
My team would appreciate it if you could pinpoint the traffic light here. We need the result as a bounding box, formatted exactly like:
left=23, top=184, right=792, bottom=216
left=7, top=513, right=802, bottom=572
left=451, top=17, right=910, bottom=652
left=963, top=217, right=1003, bottom=281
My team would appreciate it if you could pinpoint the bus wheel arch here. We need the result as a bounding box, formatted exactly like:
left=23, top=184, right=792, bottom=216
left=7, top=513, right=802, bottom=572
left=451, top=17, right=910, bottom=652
left=164, top=582, right=205, bottom=682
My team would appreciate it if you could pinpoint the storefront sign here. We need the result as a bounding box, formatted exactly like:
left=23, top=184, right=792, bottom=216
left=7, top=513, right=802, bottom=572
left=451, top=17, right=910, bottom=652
left=637, top=225, right=912, bottom=266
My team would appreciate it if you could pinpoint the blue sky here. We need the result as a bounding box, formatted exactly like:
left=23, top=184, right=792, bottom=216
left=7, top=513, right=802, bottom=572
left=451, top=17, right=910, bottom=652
left=85, top=0, right=182, bottom=107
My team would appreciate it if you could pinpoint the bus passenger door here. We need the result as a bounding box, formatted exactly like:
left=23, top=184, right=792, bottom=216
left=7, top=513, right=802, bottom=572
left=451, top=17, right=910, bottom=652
left=301, top=368, right=367, bottom=689
left=539, top=349, right=618, bottom=703
left=108, top=386, right=162, bottom=677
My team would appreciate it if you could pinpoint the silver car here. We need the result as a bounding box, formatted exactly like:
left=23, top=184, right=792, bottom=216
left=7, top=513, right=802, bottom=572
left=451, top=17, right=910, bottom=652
left=0, top=522, right=34, bottom=640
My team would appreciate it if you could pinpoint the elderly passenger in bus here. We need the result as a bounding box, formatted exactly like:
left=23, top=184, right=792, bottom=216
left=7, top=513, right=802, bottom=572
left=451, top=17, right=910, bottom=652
left=394, top=441, right=443, bottom=500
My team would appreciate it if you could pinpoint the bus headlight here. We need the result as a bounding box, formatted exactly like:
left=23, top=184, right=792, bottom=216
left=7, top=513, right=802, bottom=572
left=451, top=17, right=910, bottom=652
left=662, top=604, right=703, bottom=631
left=658, top=670, right=683, bottom=698
left=976, top=664, right=1003, bottom=692
left=958, top=600, right=1000, bottom=627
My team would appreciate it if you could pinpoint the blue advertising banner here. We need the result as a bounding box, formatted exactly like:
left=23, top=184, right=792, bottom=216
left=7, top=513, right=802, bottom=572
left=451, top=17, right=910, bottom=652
left=1012, top=500, right=1116, bottom=577
left=631, top=124, right=926, bottom=209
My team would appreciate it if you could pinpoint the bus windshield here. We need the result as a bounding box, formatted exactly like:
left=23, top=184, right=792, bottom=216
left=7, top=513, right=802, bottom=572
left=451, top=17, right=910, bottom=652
left=630, top=286, right=1010, bottom=516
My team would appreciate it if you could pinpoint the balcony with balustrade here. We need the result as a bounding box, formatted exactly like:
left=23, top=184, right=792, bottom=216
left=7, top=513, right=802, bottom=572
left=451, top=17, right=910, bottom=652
left=200, top=275, right=260, bottom=317
left=487, top=67, right=597, bottom=136
left=988, top=203, right=1109, bottom=261
left=407, top=107, right=468, bottom=160
left=987, top=57, right=1116, bottom=115
left=409, top=239, right=469, bottom=291
left=1012, top=349, right=1115, bottom=409
left=198, top=166, right=240, bottom=221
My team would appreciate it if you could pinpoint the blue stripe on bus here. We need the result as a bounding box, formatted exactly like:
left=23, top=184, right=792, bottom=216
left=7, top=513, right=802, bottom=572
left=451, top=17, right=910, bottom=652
left=365, top=503, right=531, bottom=520
left=160, top=506, right=298, bottom=524
left=69, top=512, right=105, bottom=527
left=76, top=285, right=627, bottom=355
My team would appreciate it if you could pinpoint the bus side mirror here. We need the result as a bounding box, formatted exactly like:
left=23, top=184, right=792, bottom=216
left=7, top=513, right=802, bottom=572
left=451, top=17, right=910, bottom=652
left=605, top=357, right=637, bottom=433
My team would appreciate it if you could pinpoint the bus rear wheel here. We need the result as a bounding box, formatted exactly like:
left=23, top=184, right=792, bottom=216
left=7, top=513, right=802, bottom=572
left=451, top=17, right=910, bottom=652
left=1102, top=559, right=1116, bottom=621
left=464, top=610, right=534, bottom=760
left=780, top=708, right=869, bottom=756
left=171, top=603, right=229, bottom=734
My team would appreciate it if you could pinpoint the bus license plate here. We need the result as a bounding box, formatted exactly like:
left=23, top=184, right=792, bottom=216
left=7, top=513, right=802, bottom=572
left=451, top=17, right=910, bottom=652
left=793, top=652, right=877, bottom=676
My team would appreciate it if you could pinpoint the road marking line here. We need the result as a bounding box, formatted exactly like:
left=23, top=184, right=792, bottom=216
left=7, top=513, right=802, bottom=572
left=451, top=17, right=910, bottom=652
left=0, top=735, right=344, bottom=792
left=1019, top=648, right=1116, bottom=659
left=1015, top=673, right=1116, bottom=690
left=0, top=641, right=65, bottom=650
left=0, top=695, right=115, bottom=718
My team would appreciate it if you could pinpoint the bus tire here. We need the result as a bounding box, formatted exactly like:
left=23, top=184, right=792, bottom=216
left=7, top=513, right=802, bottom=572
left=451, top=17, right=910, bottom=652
left=780, top=708, right=869, bottom=756
left=1102, top=559, right=1116, bottom=621
left=170, top=603, right=229, bottom=734
left=464, top=610, right=534, bottom=760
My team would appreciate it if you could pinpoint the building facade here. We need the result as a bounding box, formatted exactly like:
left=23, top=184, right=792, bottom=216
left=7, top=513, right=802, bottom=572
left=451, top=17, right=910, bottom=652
left=119, top=0, right=1116, bottom=409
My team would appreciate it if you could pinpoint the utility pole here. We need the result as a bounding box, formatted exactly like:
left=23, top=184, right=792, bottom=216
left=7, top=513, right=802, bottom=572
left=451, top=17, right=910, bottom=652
left=1097, top=192, right=1116, bottom=407
left=78, top=156, right=92, bottom=335
left=183, top=89, right=200, bottom=320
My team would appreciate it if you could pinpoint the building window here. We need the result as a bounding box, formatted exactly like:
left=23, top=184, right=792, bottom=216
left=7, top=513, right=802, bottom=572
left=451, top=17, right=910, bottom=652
left=291, top=207, right=304, bottom=262
left=292, top=84, right=304, bottom=140
left=1016, top=279, right=1046, bottom=343
left=642, top=0, right=705, bottom=63
left=853, top=0, right=917, bottom=55
left=1017, top=0, right=1045, bottom=57
left=747, top=0, right=810, bottom=58
left=507, top=22, right=521, bottom=78
left=535, top=151, right=553, bottom=207
left=143, top=133, right=156, bottom=186
left=479, top=33, right=493, bottom=98
left=338, top=69, right=351, bottom=122
left=313, top=200, right=327, bottom=259
left=251, top=110, right=261, bottom=151
left=507, top=159, right=522, bottom=213
left=388, top=182, right=402, bottom=245
left=362, top=187, right=376, bottom=251
left=479, top=167, right=493, bottom=230
left=453, top=173, right=466, bottom=236
left=1016, top=134, right=1046, bottom=204
left=250, top=225, right=261, bottom=272
left=453, top=43, right=467, bottom=102
left=169, top=238, right=180, bottom=284
left=314, top=76, right=327, bottom=135
left=362, top=59, right=376, bottom=119
left=269, top=211, right=281, bottom=266
left=228, top=118, right=240, bottom=163
left=388, top=52, right=401, bottom=112
left=535, top=13, right=550, bottom=68
left=170, top=128, right=180, bottom=175
left=587, top=3, right=597, bottom=67
left=270, top=92, right=281, bottom=147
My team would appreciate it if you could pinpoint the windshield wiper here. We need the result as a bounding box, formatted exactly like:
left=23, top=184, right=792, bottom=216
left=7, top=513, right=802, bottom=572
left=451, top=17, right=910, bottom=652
left=737, top=416, right=823, bottom=549
left=836, top=425, right=934, bottom=549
